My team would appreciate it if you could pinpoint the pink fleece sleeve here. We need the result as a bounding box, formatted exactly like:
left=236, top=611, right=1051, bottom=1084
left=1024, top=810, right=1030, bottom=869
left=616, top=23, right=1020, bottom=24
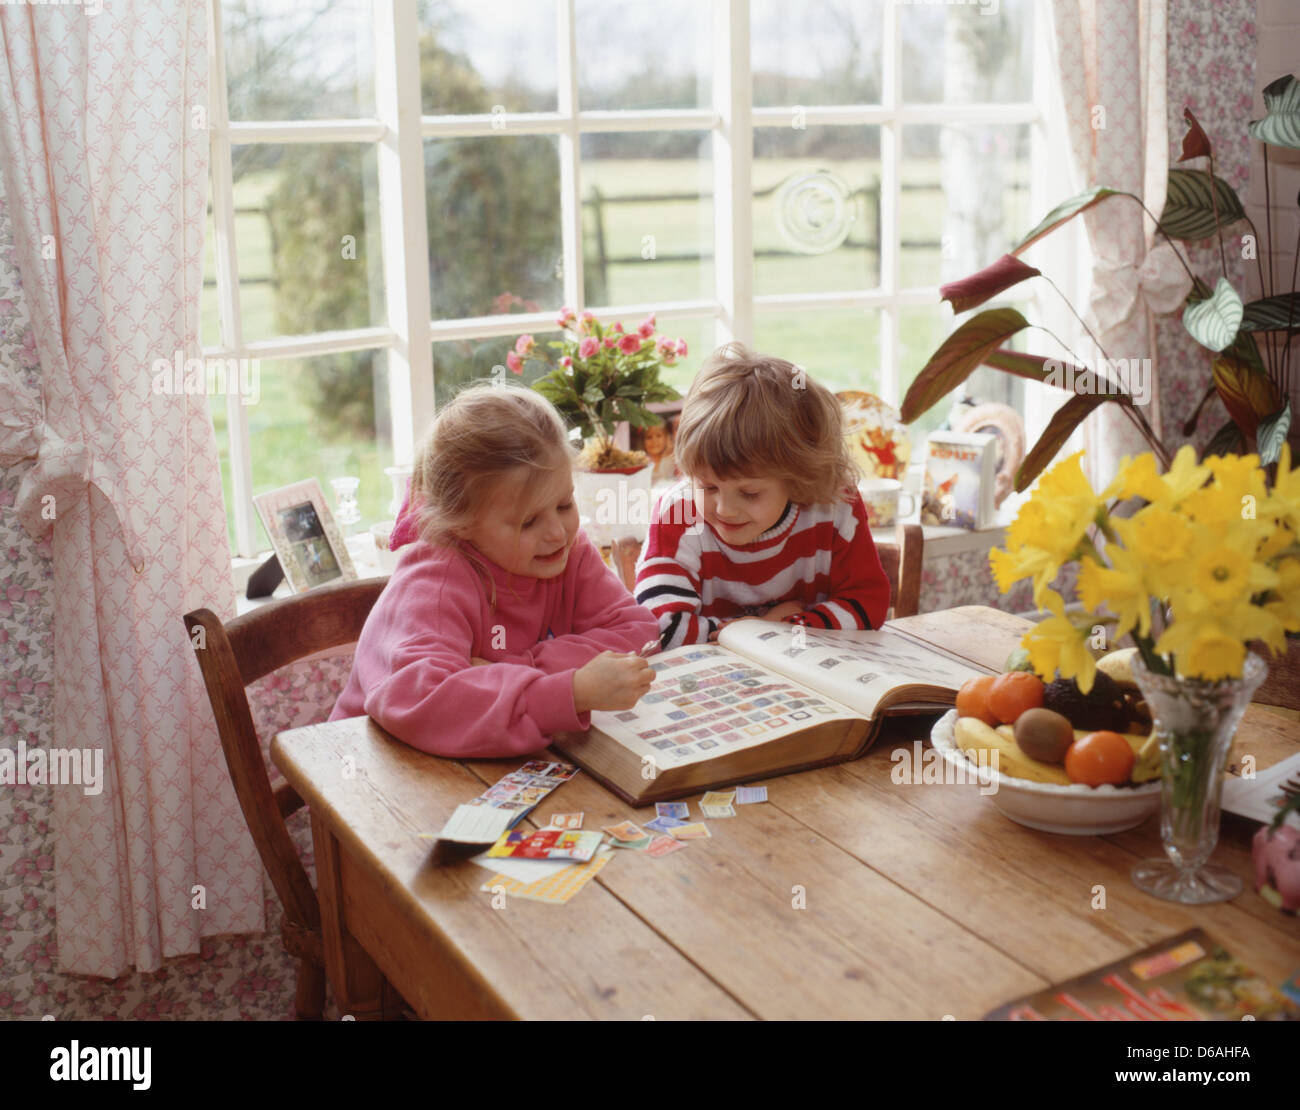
left=525, top=534, right=661, bottom=674
left=355, top=561, right=586, bottom=758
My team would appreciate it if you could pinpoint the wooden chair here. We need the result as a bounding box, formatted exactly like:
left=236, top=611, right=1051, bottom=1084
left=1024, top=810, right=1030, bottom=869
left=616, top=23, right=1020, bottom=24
left=183, top=576, right=393, bottom=1020
left=608, top=523, right=924, bottom=620
left=876, top=522, right=924, bottom=620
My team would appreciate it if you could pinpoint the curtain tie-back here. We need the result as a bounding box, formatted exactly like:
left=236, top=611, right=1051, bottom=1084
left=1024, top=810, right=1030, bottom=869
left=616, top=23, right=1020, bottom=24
left=0, top=367, right=146, bottom=573
left=1090, top=240, right=1192, bottom=338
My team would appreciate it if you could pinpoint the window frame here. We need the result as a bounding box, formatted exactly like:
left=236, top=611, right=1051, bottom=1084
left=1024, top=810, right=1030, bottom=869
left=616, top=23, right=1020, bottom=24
left=206, top=0, right=1064, bottom=561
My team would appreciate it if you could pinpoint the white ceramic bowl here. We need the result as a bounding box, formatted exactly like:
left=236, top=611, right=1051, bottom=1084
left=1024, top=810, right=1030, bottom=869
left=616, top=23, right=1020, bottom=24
left=929, top=710, right=1161, bottom=835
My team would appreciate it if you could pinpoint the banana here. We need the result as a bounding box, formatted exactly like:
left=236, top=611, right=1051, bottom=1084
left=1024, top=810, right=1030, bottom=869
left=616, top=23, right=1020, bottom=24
left=1096, top=647, right=1140, bottom=689
left=955, top=717, right=1073, bottom=785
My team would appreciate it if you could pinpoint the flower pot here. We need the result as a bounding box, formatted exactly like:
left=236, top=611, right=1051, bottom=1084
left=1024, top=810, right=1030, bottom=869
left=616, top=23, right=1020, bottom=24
left=1129, top=653, right=1267, bottom=904
left=574, top=463, right=653, bottom=547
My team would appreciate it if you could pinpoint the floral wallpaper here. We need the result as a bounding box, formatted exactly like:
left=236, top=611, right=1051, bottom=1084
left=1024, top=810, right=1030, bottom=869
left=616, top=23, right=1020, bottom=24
left=0, top=5, right=1262, bottom=1019
left=1155, top=0, right=1258, bottom=458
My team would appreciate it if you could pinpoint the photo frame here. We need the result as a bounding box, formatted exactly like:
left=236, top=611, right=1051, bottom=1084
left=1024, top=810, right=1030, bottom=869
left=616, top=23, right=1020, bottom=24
left=625, top=400, right=684, bottom=484
left=253, top=478, right=357, bottom=594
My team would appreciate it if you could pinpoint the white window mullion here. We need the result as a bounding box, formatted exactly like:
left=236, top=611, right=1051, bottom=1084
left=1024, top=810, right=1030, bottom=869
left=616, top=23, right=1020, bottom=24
left=375, top=0, right=434, bottom=463
left=712, top=0, right=753, bottom=348
left=208, top=0, right=256, bottom=558
left=557, top=0, right=584, bottom=312
left=878, top=0, right=901, bottom=406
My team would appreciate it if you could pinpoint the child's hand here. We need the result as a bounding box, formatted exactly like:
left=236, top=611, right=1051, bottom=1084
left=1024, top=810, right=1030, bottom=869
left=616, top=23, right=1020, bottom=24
left=761, top=601, right=805, bottom=623
left=470, top=656, right=490, bottom=666
left=573, top=651, right=655, bottom=713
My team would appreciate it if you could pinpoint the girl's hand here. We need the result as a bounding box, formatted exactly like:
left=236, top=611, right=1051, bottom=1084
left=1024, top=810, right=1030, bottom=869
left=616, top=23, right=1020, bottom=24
left=573, top=651, right=655, bottom=713
left=761, top=601, right=805, bottom=623
left=470, top=656, right=490, bottom=666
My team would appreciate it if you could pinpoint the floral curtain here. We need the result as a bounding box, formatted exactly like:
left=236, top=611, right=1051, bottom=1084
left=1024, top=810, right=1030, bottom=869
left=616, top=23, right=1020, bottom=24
left=0, top=2, right=263, bottom=975
left=1051, top=0, right=1186, bottom=487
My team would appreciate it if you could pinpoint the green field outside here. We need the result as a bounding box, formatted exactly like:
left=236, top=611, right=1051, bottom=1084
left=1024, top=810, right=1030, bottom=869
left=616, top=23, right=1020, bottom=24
left=202, top=155, right=1030, bottom=554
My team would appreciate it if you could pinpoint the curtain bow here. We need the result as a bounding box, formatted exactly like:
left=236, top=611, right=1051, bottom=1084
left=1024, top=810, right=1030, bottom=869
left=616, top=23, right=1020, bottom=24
left=1090, top=240, right=1192, bottom=337
left=0, top=366, right=145, bottom=572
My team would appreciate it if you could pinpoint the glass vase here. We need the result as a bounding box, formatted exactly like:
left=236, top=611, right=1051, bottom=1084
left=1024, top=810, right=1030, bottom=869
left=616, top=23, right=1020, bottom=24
left=1129, top=653, right=1267, bottom=904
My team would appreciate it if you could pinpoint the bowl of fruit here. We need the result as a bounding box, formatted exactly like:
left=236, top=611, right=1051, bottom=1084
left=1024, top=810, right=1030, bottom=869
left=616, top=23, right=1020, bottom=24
left=930, top=649, right=1162, bottom=835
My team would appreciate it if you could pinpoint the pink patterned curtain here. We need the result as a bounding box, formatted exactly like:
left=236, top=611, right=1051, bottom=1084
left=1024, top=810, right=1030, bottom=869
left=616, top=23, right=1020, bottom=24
left=1051, top=0, right=1186, bottom=487
left=0, top=3, right=264, bottom=975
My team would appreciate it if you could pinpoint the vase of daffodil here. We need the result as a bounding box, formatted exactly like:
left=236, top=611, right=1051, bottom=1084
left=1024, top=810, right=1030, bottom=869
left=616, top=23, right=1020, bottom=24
left=991, top=444, right=1300, bottom=904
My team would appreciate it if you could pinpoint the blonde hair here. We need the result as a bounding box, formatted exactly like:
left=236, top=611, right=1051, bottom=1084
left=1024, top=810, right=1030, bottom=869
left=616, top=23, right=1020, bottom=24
left=409, top=383, right=574, bottom=565
left=674, top=343, right=857, bottom=504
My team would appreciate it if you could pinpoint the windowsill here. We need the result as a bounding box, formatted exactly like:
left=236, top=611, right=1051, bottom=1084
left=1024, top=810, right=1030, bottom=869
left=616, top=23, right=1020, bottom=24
left=232, top=532, right=390, bottom=617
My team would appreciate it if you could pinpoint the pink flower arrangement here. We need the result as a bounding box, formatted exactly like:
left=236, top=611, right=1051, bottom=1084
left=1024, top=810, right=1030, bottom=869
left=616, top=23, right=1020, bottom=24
left=521, top=310, right=687, bottom=447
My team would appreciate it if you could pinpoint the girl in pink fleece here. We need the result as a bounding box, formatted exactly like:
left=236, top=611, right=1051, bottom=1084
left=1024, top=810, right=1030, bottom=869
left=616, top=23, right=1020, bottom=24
left=329, top=384, right=658, bottom=757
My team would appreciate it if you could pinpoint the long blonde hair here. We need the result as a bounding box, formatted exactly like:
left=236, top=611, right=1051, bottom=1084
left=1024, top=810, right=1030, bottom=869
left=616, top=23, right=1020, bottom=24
left=674, top=343, right=857, bottom=504
left=410, top=383, right=574, bottom=592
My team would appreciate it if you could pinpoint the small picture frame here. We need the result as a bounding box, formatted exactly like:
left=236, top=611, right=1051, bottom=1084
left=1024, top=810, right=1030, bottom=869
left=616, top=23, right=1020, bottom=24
left=253, top=478, right=357, bottom=594
left=625, top=400, right=684, bottom=483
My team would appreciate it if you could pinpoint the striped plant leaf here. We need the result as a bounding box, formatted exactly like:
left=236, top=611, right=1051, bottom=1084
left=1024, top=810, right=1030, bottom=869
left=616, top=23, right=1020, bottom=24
left=1241, top=292, right=1300, bottom=333
left=1211, top=354, right=1280, bottom=437
left=1160, top=169, right=1246, bottom=240
left=1248, top=74, right=1300, bottom=151
left=899, top=309, right=1029, bottom=423
left=1015, top=392, right=1123, bottom=492
left=1258, top=405, right=1292, bottom=466
left=1203, top=419, right=1244, bottom=459
left=1183, top=277, right=1243, bottom=352
left=982, top=348, right=1075, bottom=383
left=1011, top=187, right=1119, bottom=256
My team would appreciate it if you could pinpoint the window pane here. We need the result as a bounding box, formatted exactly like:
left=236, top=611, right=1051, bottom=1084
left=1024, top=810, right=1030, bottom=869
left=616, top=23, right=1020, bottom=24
left=576, top=0, right=710, bottom=110
left=901, top=0, right=1035, bottom=105
left=751, top=0, right=882, bottom=108
left=232, top=143, right=385, bottom=342
left=653, top=317, right=713, bottom=395
left=582, top=132, right=713, bottom=307
left=431, top=332, right=557, bottom=411
left=900, top=124, right=1032, bottom=289
left=427, top=136, right=563, bottom=320
left=754, top=126, right=880, bottom=296
left=420, top=0, right=558, bottom=114
left=754, top=308, right=881, bottom=395
left=224, top=0, right=375, bottom=121
left=898, top=304, right=1025, bottom=446
left=218, top=352, right=392, bottom=554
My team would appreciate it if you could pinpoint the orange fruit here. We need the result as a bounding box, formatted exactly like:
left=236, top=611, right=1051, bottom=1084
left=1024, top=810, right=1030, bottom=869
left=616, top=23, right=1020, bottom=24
left=1064, top=731, right=1135, bottom=786
left=955, top=675, right=998, bottom=726
left=988, top=671, right=1045, bottom=725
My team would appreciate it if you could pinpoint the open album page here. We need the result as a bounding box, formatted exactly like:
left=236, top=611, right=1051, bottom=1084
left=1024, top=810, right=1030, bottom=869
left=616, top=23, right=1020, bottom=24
left=717, top=620, right=987, bottom=718
left=588, top=643, right=858, bottom=769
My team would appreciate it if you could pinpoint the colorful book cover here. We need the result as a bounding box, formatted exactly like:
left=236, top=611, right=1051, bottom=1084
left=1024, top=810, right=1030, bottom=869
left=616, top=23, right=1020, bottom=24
left=921, top=430, right=996, bottom=530
left=985, top=928, right=1299, bottom=1021
left=486, top=828, right=603, bottom=862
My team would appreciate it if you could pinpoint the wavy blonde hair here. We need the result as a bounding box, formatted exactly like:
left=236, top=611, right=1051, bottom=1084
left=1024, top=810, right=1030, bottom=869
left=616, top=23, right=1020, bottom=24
left=409, top=383, right=574, bottom=587
left=673, top=342, right=857, bottom=505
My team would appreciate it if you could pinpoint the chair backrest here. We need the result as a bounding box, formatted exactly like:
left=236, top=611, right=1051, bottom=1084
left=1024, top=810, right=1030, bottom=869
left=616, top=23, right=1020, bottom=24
left=183, top=576, right=388, bottom=959
left=609, top=523, right=923, bottom=621
left=876, top=522, right=923, bottom=620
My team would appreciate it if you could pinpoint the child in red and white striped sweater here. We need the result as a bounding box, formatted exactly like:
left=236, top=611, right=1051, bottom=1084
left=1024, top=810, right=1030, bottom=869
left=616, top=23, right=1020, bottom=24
left=635, top=343, right=892, bottom=649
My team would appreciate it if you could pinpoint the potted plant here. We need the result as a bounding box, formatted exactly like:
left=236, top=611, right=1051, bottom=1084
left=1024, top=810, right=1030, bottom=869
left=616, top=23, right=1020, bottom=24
left=900, top=73, right=1300, bottom=491
left=513, top=307, right=685, bottom=544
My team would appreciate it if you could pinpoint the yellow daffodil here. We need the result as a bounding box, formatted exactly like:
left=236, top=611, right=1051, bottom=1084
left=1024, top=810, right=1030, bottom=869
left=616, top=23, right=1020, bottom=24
left=1077, top=547, right=1151, bottom=639
left=1160, top=444, right=1213, bottom=504
left=1258, top=524, right=1296, bottom=562
left=1112, top=505, right=1194, bottom=567
left=1187, top=541, right=1270, bottom=605
left=1155, top=616, right=1246, bottom=680
left=1024, top=589, right=1097, bottom=693
left=1266, top=442, right=1300, bottom=529
left=1114, top=452, right=1168, bottom=503
left=1263, top=558, right=1300, bottom=633
left=1205, top=451, right=1266, bottom=502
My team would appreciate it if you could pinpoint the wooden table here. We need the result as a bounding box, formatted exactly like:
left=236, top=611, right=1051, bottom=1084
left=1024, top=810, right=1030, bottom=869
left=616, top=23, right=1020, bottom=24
left=270, top=606, right=1300, bottom=1020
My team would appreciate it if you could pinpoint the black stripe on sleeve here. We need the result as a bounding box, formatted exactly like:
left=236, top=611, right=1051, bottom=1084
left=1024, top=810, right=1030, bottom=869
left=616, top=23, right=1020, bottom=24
left=846, top=598, right=871, bottom=629
left=636, top=583, right=700, bottom=605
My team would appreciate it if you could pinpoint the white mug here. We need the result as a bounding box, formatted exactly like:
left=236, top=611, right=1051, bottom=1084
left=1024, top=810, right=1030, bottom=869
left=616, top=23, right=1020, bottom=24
left=859, top=478, right=917, bottom=528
